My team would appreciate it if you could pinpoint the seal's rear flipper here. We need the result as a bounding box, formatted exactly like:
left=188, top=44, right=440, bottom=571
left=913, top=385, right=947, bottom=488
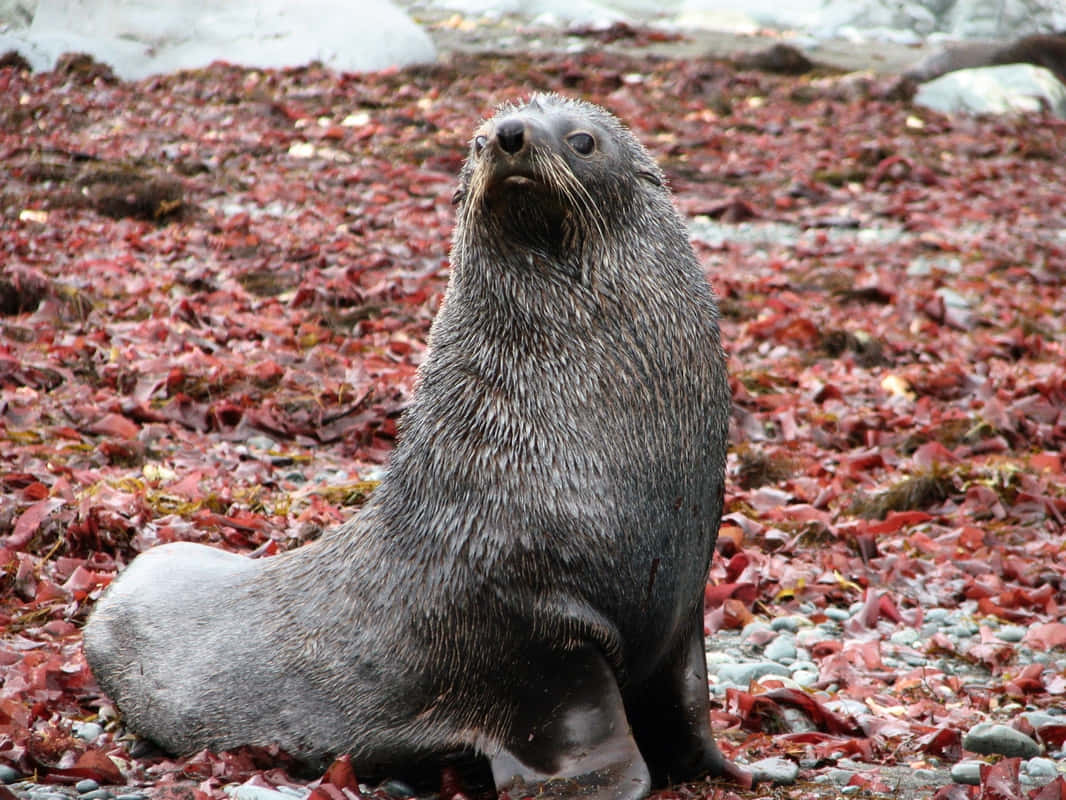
left=625, top=608, right=752, bottom=790
left=490, top=643, right=650, bottom=800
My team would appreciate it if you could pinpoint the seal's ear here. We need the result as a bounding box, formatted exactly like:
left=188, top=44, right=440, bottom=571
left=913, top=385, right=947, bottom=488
left=637, top=170, right=662, bottom=187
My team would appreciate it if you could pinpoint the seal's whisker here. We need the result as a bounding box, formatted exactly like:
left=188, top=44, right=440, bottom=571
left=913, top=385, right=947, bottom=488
left=534, top=149, right=610, bottom=256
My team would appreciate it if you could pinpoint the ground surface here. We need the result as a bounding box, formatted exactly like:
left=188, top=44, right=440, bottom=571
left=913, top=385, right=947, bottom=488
left=2, top=16, right=1066, bottom=800
left=400, top=0, right=937, bottom=74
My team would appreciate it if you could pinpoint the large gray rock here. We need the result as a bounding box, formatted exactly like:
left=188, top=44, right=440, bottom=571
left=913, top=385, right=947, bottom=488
left=1, top=0, right=435, bottom=79
left=914, top=63, right=1066, bottom=117
left=963, top=722, right=1041, bottom=758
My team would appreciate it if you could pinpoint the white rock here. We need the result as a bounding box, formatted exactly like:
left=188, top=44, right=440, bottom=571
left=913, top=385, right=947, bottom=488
left=0, top=0, right=35, bottom=27
left=711, top=661, right=791, bottom=686
left=946, top=0, right=1066, bottom=39
left=1022, top=757, right=1059, bottom=783
left=226, top=786, right=295, bottom=800
left=915, top=64, right=1066, bottom=118
left=764, top=633, right=798, bottom=663
left=8, top=0, right=435, bottom=80
left=951, top=762, right=983, bottom=786
left=749, top=757, right=800, bottom=785
left=432, top=0, right=626, bottom=23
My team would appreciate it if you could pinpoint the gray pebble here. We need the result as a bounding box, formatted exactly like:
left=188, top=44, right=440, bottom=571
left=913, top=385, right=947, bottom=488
left=925, top=608, right=950, bottom=622
left=749, top=756, right=799, bottom=786
left=997, top=625, right=1028, bottom=643
left=81, top=791, right=112, bottom=800
left=841, top=787, right=861, bottom=796
left=75, top=780, right=99, bottom=794
left=379, top=780, right=415, bottom=798
left=947, top=622, right=979, bottom=638
left=782, top=707, right=818, bottom=733
left=920, top=624, right=943, bottom=640
left=902, top=652, right=930, bottom=667
left=963, top=723, right=1041, bottom=758
left=312, top=470, right=348, bottom=485
left=764, top=634, right=797, bottom=663
left=824, top=607, right=851, bottom=622
left=712, top=661, right=791, bottom=686
left=936, top=286, right=970, bottom=309
left=889, top=629, right=920, bottom=646
left=771, top=616, right=804, bottom=633
left=361, top=466, right=387, bottom=482
left=115, top=794, right=148, bottom=800
left=825, top=768, right=856, bottom=786
left=72, top=721, right=104, bottom=742
left=827, top=698, right=868, bottom=718
left=741, top=621, right=774, bottom=642
left=245, top=434, right=278, bottom=451
left=705, top=650, right=738, bottom=669
left=1022, top=757, right=1058, bottom=782
left=0, top=766, right=19, bottom=785
left=274, top=788, right=310, bottom=799
left=228, top=787, right=293, bottom=800
left=792, top=669, right=819, bottom=687
left=951, top=761, right=983, bottom=785
left=912, top=769, right=940, bottom=782
left=1024, top=710, right=1066, bottom=729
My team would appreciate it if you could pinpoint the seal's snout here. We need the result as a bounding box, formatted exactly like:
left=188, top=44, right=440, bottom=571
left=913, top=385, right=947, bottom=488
left=495, top=118, right=526, bottom=155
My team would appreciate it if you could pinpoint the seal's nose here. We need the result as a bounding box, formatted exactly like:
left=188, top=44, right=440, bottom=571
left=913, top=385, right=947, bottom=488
left=496, top=119, right=525, bottom=155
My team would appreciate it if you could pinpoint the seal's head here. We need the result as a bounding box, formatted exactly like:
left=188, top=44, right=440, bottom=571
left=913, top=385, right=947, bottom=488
left=452, top=94, right=668, bottom=264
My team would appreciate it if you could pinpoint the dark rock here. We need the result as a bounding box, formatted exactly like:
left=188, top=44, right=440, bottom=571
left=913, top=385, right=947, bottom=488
left=735, top=43, right=814, bottom=74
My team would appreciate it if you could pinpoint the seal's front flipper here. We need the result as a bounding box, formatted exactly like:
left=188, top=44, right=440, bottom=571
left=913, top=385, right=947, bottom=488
left=625, top=609, right=751, bottom=789
left=489, top=643, right=650, bottom=800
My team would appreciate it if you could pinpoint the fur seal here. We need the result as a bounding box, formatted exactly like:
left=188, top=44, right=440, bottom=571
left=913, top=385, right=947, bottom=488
left=83, top=94, right=745, bottom=798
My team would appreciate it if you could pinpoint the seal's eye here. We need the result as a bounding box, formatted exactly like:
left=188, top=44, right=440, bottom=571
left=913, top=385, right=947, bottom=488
left=474, top=135, right=488, bottom=154
left=567, top=132, right=595, bottom=156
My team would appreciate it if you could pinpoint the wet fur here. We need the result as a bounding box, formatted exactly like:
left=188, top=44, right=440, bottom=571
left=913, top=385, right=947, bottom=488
left=84, top=94, right=732, bottom=794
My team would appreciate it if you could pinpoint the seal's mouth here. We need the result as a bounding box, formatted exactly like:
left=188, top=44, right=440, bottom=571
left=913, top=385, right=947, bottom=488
left=485, top=165, right=551, bottom=198
left=502, top=175, right=537, bottom=188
